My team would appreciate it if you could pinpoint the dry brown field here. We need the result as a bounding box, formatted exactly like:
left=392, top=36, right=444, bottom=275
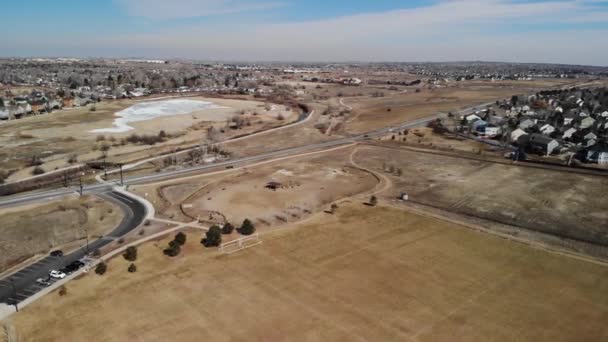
left=6, top=204, right=608, bottom=341
left=0, top=97, right=294, bottom=182
left=131, top=145, right=377, bottom=228
left=0, top=195, right=121, bottom=273
left=352, top=144, right=608, bottom=248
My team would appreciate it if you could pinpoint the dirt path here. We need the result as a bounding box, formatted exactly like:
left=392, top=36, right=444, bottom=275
left=348, top=146, right=393, bottom=197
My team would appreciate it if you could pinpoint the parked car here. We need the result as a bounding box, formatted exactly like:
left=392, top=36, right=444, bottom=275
left=50, top=250, right=63, bottom=257
left=49, top=270, right=66, bottom=279
left=35, top=278, right=51, bottom=287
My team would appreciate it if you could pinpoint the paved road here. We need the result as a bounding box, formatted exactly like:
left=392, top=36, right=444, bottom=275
left=0, top=190, right=147, bottom=305
left=0, top=102, right=488, bottom=306
left=0, top=114, right=442, bottom=210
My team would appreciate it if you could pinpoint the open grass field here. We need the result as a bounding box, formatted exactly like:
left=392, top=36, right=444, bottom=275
left=6, top=203, right=608, bottom=341
left=328, top=78, right=575, bottom=134
left=352, top=144, right=608, bottom=250
left=0, top=195, right=121, bottom=273
left=0, top=96, right=294, bottom=182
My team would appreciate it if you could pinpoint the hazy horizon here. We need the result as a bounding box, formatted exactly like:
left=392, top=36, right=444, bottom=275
left=2, top=0, right=608, bottom=66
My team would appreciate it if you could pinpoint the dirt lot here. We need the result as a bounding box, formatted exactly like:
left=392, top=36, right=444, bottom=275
left=131, top=146, right=378, bottom=228
left=6, top=204, right=608, bottom=341
left=352, top=144, right=608, bottom=248
left=0, top=195, right=121, bottom=273
left=0, top=96, right=294, bottom=182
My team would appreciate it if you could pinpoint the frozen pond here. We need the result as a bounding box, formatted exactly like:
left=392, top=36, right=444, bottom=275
left=90, top=99, right=225, bottom=133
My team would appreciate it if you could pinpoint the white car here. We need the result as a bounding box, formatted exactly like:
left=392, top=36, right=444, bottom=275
left=49, top=270, right=66, bottom=279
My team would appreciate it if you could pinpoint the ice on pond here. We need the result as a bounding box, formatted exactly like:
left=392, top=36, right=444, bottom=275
left=90, top=99, right=225, bottom=133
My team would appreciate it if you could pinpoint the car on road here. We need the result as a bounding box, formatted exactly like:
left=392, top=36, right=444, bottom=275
left=226, top=165, right=234, bottom=169
left=35, top=278, right=51, bottom=287
left=50, top=250, right=63, bottom=257
left=62, top=261, right=85, bottom=274
left=49, top=270, right=66, bottom=279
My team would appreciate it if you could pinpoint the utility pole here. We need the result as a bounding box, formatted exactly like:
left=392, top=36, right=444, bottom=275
left=79, top=176, right=84, bottom=196
left=10, top=279, right=18, bottom=312
left=84, top=226, right=89, bottom=254
left=103, top=156, right=107, bottom=180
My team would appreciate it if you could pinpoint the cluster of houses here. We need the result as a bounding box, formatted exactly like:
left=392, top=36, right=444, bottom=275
left=459, top=89, right=608, bottom=165
left=0, top=85, right=155, bottom=121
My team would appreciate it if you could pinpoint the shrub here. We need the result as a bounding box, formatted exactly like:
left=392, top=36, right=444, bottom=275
left=0, top=170, right=9, bottom=184
left=95, top=262, right=107, bottom=275
left=58, top=285, right=67, bottom=296
left=369, top=195, right=378, bottom=206
left=128, top=263, right=137, bottom=273
left=123, top=246, right=137, bottom=262
left=67, top=154, right=78, bottom=164
left=237, top=219, right=256, bottom=236
left=174, top=232, right=187, bottom=246
left=163, top=243, right=181, bottom=257
left=32, top=166, right=45, bottom=175
left=144, top=220, right=151, bottom=226
left=221, top=222, right=234, bottom=234
left=90, top=105, right=97, bottom=112
left=202, top=225, right=222, bottom=247
left=96, top=134, right=106, bottom=142
left=28, top=155, right=43, bottom=167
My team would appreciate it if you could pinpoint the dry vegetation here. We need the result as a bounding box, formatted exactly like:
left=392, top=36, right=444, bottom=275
left=352, top=144, right=608, bottom=251
left=132, top=146, right=377, bottom=228
left=0, top=195, right=121, bottom=273
left=6, top=204, right=608, bottom=341
left=0, top=97, right=295, bottom=183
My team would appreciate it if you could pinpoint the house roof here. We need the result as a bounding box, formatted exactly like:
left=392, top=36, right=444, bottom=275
left=529, top=133, right=556, bottom=146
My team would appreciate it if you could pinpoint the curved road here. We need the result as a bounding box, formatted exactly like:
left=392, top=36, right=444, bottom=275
left=0, top=190, right=147, bottom=305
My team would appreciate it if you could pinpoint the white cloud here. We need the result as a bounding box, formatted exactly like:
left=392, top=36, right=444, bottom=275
left=6, top=0, right=608, bottom=65
left=116, top=0, right=285, bottom=19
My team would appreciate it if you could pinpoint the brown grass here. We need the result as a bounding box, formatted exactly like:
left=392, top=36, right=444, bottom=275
left=7, top=204, right=608, bottom=341
left=0, top=195, right=122, bottom=273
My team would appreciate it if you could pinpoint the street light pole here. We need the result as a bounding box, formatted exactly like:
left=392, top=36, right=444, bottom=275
left=84, top=226, right=89, bottom=254
left=10, top=279, right=19, bottom=312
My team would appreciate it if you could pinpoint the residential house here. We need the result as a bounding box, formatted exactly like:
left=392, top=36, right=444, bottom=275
left=585, top=132, right=598, bottom=141
left=519, top=118, right=535, bottom=130
left=465, top=114, right=482, bottom=123
left=0, top=108, right=9, bottom=120
left=562, top=127, right=577, bottom=140
left=471, top=119, right=487, bottom=133
left=601, top=111, right=608, bottom=118
left=563, top=112, right=578, bottom=126
left=529, top=134, right=559, bottom=155
left=586, top=144, right=608, bottom=165
left=540, top=124, right=555, bottom=135
left=580, top=117, right=596, bottom=129
left=484, top=125, right=502, bottom=138
left=511, top=128, right=528, bottom=142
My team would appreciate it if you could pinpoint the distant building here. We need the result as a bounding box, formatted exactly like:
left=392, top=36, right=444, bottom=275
left=519, top=118, right=535, bottom=130
left=529, top=134, right=559, bottom=155
left=580, top=117, right=596, bottom=129
left=540, top=124, right=555, bottom=135
left=511, top=128, right=528, bottom=142
left=484, top=125, right=502, bottom=138
left=562, top=127, right=577, bottom=140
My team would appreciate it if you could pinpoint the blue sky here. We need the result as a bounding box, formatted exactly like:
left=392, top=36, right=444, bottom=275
left=2, top=0, right=608, bottom=65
